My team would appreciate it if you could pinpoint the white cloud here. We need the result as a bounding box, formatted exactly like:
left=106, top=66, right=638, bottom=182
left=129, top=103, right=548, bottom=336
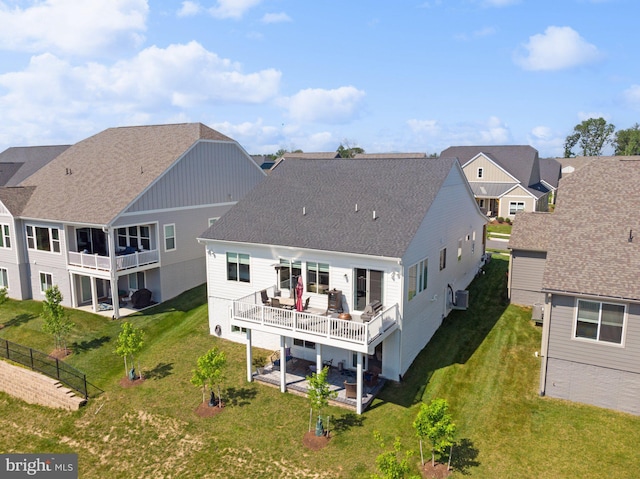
left=407, top=119, right=440, bottom=136
left=0, top=0, right=148, bottom=56
left=261, top=12, right=291, bottom=24
left=209, top=0, right=262, bottom=19
left=623, top=85, right=640, bottom=108
left=482, top=0, right=519, bottom=6
left=514, top=26, right=601, bottom=71
left=177, top=1, right=202, bottom=17
left=527, top=126, right=565, bottom=157
left=283, top=86, right=366, bottom=123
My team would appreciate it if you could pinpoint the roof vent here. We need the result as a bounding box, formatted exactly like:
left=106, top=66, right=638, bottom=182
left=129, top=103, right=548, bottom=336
left=373, top=210, right=377, bottom=220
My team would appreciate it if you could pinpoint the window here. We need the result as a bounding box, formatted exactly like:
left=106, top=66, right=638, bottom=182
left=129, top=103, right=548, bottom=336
left=575, top=300, right=625, bottom=344
left=0, top=267, right=8, bottom=289
left=458, top=239, right=463, bottom=262
left=478, top=199, right=485, bottom=208
left=439, top=248, right=447, bottom=271
left=293, top=338, right=316, bottom=349
left=118, top=225, right=151, bottom=251
left=0, top=224, right=10, bottom=248
left=354, top=268, right=383, bottom=310
left=164, top=224, right=176, bottom=251
left=26, top=226, right=60, bottom=253
left=307, top=262, right=329, bottom=294
left=509, top=201, right=525, bottom=215
left=408, top=258, right=428, bottom=301
left=227, top=253, right=250, bottom=282
left=278, top=259, right=301, bottom=290
left=231, top=325, right=248, bottom=334
left=477, top=167, right=483, bottom=179
left=208, top=218, right=219, bottom=227
left=128, top=272, right=145, bottom=290
left=39, top=272, right=53, bottom=293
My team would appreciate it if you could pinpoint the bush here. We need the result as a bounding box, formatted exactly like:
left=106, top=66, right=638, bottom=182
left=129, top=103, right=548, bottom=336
left=505, top=217, right=512, bottom=224
left=497, top=217, right=505, bottom=223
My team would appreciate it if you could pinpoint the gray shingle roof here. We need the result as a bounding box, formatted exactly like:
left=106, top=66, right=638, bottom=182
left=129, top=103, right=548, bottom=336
left=200, top=157, right=459, bottom=258
left=281, top=152, right=341, bottom=160
left=539, top=158, right=561, bottom=189
left=469, top=182, right=518, bottom=198
left=19, top=123, right=233, bottom=225
left=508, top=212, right=555, bottom=252
left=0, top=145, right=70, bottom=186
left=543, top=157, right=640, bottom=300
left=0, top=186, right=36, bottom=216
left=353, top=153, right=427, bottom=159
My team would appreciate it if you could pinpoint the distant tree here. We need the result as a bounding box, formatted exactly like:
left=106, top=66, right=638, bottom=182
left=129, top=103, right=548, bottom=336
left=372, top=431, right=418, bottom=479
left=413, top=399, right=456, bottom=468
left=337, top=141, right=364, bottom=158
left=564, top=117, right=615, bottom=157
left=427, top=152, right=439, bottom=158
left=191, top=347, right=227, bottom=407
left=306, top=366, right=337, bottom=434
left=114, top=322, right=145, bottom=380
left=614, top=123, right=640, bottom=155
left=41, top=285, right=74, bottom=353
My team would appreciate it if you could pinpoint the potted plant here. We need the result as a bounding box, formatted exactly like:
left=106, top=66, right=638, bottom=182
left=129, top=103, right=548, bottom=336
left=252, top=354, right=267, bottom=375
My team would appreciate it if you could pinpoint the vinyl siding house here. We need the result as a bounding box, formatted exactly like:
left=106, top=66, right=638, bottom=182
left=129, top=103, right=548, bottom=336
left=199, top=156, right=488, bottom=413
left=0, top=123, right=265, bottom=318
left=441, top=145, right=552, bottom=218
left=510, top=157, right=640, bottom=415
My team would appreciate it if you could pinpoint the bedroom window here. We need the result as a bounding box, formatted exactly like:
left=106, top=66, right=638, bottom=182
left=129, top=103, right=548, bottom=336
left=26, top=226, right=60, bottom=253
left=575, top=300, right=625, bottom=345
left=408, top=258, right=428, bottom=301
left=227, top=253, right=250, bottom=283
left=164, top=224, right=176, bottom=251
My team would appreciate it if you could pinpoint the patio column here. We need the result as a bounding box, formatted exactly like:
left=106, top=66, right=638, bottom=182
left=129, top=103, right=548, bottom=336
left=315, top=344, right=323, bottom=374
left=356, top=351, right=363, bottom=415
left=106, top=227, right=119, bottom=319
left=90, top=276, right=98, bottom=313
left=245, top=329, right=253, bottom=382
left=279, top=336, right=286, bottom=393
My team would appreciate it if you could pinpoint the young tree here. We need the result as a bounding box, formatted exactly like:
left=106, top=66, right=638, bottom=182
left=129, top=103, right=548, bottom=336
left=413, top=398, right=457, bottom=468
left=372, top=431, right=418, bottom=479
left=41, top=285, right=74, bottom=353
left=191, top=347, right=227, bottom=407
left=0, top=287, right=7, bottom=306
left=114, top=322, right=145, bottom=380
left=564, top=117, right=615, bottom=157
left=614, top=123, right=640, bottom=155
left=306, top=366, right=337, bottom=434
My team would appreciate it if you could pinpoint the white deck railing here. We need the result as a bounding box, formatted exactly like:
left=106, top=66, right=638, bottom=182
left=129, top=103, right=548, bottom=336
left=232, top=295, right=399, bottom=347
left=68, top=249, right=159, bottom=272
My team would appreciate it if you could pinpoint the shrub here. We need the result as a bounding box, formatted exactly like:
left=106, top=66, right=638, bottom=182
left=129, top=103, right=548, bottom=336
left=497, top=217, right=505, bottom=223
left=505, top=217, right=512, bottom=224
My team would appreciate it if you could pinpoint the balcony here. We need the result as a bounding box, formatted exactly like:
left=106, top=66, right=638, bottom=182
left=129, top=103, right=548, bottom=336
left=231, top=291, right=399, bottom=354
left=68, top=249, right=159, bottom=273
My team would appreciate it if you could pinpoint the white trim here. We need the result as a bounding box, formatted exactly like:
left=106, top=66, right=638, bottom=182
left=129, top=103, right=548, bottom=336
left=571, top=297, right=627, bottom=348
left=25, top=224, right=62, bottom=254
left=39, top=271, right=53, bottom=294
left=208, top=217, right=220, bottom=227
left=0, top=267, right=8, bottom=289
left=118, top=201, right=237, bottom=218
left=0, top=223, right=11, bottom=250
left=163, top=223, right=176, bottom=252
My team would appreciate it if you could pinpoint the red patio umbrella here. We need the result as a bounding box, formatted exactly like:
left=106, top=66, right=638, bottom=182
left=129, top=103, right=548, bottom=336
left=295, top=276, right=304, bottom=311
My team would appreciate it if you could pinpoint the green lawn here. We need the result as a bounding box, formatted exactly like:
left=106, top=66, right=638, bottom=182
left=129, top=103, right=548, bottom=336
left=1, top=258, right=639, bottom=478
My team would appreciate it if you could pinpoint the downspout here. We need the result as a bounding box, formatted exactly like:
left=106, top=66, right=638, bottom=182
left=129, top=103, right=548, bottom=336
left=539, top=293, right=552, bottom=396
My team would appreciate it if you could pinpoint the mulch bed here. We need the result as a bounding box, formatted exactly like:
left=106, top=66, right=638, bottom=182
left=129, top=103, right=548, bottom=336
left=302, top=431, right=330, bottom=450
left=49, top=348, right=72, bottom=360
left=420, top=462, right=452, bottom=479
left=194, top=402, right=225, bottom=418
left=119, top=377, right=146, bottom=388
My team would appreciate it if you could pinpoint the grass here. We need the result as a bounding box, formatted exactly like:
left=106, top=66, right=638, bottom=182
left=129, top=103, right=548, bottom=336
left=1, top=259, right=639, bottom=478
left=487, top=223, right=512, bottom=236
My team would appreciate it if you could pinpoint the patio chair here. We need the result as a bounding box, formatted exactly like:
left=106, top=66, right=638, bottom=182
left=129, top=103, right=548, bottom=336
left=304, top=297, right=310, bottom=310
left=271, top=347, right=294, bottom=368
left=271, top=297, right=280, bottom=308
left=260, top=289, right=271, bottom=305
left=344, top=381, right=357, bottom=399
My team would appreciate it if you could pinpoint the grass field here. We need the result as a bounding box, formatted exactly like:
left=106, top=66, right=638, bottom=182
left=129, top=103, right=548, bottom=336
left=1, top=257, right=639, bottom=478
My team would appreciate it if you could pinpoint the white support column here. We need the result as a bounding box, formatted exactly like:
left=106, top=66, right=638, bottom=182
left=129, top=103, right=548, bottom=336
left=315, top=343, right=323, bottom=374
left=106, top=227, right=119, bottom=319
left=90, top=277, right=98, bottom=313
left=280, top=336, right=286, bottom=393
left=68, top=272, right=77, bottom=308
left=356, top=351, right=363, bottom=415
left=246, top=329, right=253, bottom=382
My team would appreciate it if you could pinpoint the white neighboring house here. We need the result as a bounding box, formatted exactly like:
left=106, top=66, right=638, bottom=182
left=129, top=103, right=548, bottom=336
left=0, top=123, right=265, bottom=317
left=199, top=156, right=488, bottom=413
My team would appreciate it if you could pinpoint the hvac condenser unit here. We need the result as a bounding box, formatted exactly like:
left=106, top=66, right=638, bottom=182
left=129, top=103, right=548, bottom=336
left=532, top=303, right=544, bottom=324
left=453, top=290, right=469, bottom=310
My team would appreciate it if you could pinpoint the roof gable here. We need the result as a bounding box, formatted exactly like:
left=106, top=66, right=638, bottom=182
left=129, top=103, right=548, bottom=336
left=0, top=145, right=70, bottom=186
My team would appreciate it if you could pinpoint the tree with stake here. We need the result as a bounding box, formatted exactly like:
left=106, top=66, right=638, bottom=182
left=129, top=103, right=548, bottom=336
left=114, top=322, right=144, bottom=380
left=413, top=398, right=457, bottom=469
left=41, top=285, right=74, bottom=354
left=191, top=347, right=227, bottom=407
left=372, top=431, right=418, bottom=479
left=306, top=366, right=337, bottom=436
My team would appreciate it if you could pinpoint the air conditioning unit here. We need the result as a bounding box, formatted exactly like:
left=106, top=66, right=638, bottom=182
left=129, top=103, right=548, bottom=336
left=532, top=303, right=543, bottom=324
left=453, top=290, right=469, bottom=310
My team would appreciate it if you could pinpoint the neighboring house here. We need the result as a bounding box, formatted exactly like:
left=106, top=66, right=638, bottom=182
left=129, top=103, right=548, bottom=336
left=0, top=145, right=70, bottom=186
left=555, top=156, right=597, bottom=177
left=353, top=153, right=427, bottom=159
left=538, top=158, right=561, bottom=205
left=510, top=156, right=640, bottom=415
left=441, top=145, right=553, bottom=218
left=199, top=156, right=488, bottom=413
left=0, top=123, right=265, bottom=318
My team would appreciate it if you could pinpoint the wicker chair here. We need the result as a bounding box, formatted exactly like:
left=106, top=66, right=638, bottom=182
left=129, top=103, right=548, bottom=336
left=344, top=381, right=357, bottom=399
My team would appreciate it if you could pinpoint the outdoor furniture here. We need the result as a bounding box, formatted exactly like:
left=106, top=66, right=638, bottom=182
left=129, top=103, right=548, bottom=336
left=131, top=288, right=152, bottom=309
left=304, top=297, right=310, bottom=310
left=260, top=289, right=270, bottom=305
left=278, top=297, right=295, bottom=309
left=271, top=297, right=281, bottom=308
left=344, top=381, right=357, bottom=399
left=271, top=348, right=294, bottom=368
left=360, top=300, right=383, bottom=322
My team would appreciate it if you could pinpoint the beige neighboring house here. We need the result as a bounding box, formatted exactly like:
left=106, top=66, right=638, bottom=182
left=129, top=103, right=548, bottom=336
left=0, top=123, right=265, bottom=318
left=441, top=145, right=553, bottom=219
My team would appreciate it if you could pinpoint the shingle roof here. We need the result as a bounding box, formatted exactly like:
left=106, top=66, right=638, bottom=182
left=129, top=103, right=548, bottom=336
left=0, top=145, right=70, bottom=186
left=539, top=158, right=561, bottom=189
left=353, top=153, right=427, bottom=159
left=469, top=182, right=518, bottom=198
left=508, top=212, right=555, bottom=252
left=0, top=186, right=36, bottom=216
left=19, top=123, right=233, bottom=225
left=543, top=157, right=640, bottom=300
left=200, top=157, right=459, bottom=258
left=281, top=152, right=341, bottom=160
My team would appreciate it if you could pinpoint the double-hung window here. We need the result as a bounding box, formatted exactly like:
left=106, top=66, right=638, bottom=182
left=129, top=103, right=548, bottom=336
left=0, top=267, right=8, bottom=289
left=26, top=226, right=60, bottom=253
left=307, top=262, right=329, bottom=294
left=575, top=300, right=625, bottom=344
left=0, top=224, right=10, bottom=248
left=509, top=201, right=525, bottom=215
left=227, top=253, right=250, bottom=282
left=164, top=224, right=176, bottom=251
left=39, top=272, right=53, bottom=293
left=408, top=258, right=428, bottom=301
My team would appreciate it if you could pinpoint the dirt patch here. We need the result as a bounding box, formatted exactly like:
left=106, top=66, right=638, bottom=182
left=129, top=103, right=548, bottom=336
left=420, top=462, right=452, bottom=479
left=49, top=348, right=72, bottom=360
left=194, top=402, right=225, bottom=418
left=119, top=377, right=145, bottom=388
left=302, top=431, right=330, bottom=451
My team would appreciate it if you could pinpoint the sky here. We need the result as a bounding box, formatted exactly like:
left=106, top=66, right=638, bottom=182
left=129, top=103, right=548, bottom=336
left=0, top=0, right=638, bottom=158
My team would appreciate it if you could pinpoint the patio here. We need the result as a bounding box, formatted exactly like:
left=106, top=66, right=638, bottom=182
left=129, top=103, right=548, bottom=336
left=253, top=358, right=385, bottom=412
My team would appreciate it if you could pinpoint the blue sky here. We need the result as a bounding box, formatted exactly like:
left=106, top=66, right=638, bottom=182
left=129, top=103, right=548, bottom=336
left=0, top=0, right=638, bottom=157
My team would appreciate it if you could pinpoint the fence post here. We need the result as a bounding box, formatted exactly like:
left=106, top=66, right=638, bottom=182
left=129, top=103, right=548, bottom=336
left=4, top=339, right=8, bottom=360
left=30, top=348, right=34, bottom=370
left=56, top=358, right=60, bottom=379
left=83, top=375, right=88, bottom=400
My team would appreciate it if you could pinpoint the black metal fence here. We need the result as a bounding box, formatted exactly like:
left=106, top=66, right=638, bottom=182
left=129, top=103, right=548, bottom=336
left=0, top=339, right=93, bottom=399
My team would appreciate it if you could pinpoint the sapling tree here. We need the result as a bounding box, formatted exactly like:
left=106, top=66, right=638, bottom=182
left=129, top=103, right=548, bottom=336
left=306, top=366, right=337, bottom=434
left=114, top=321, right=145, bottom=380
left=0, top=287, right=7, bottom=306
left=372, top=431, right=418, bottom=479
left=41, top=285, right=74, bottom=353
left=191, top=347, right=227, bottom=407
left=413, top=398, right=457, bottom=468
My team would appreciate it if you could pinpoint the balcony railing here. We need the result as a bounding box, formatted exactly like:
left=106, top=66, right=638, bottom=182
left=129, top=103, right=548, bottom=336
left=68, top=249, right=159, bottom=272
left=231, top=292, right=399, bottom=348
